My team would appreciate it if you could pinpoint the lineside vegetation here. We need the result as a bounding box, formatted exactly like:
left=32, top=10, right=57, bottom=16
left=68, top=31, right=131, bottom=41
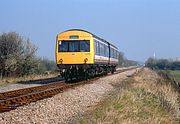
left=145, top=57, right=180, bottom=70
left=79, top=68, right=180, bottom=123
left=0, top=32, right=57, bottom=79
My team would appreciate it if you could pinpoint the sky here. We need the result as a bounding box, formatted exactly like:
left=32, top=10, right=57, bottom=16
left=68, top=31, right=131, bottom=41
left=0, top=0, right=180, bottom=62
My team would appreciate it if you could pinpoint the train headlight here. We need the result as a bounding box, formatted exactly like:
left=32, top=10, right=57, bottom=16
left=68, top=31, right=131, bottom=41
left=59, top=59, right=63, bottom=64
left=84, top=58, right=88, bottom=63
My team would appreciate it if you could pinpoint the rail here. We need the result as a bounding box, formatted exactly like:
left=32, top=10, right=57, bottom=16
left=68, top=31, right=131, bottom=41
left=0, top=66, right=139, bottom=113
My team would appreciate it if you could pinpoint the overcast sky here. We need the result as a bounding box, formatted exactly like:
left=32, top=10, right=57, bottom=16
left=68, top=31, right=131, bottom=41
left=0, top=0, right=180, bottom=62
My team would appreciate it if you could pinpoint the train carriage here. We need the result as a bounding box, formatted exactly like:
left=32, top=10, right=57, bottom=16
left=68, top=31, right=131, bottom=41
left=56, top=29, right=119, bottom=80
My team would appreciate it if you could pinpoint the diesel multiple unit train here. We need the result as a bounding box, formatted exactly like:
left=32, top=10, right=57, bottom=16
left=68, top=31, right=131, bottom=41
left=56, top=29, right=119, bottom=80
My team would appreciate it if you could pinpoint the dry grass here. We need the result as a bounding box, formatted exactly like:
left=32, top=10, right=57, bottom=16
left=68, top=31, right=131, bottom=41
left=0, top=73, right=59, bottom=86
left=133, top=68, right=180, bottom=118
left=79, top=68, right=180, bottom=124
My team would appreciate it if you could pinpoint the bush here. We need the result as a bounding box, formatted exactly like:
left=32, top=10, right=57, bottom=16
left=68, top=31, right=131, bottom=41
left=118, top=52, right=139, bottom=67
left=0, top=32, right=59, bottom=79
left=37, top=58, right=57, bottom=74
left=0, top=32, right=38, bottom=77
left=145, top=57, right=180, bottom=70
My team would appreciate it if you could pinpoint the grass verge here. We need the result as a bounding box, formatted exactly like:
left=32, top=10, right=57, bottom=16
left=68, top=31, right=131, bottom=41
left=79, top=68, right=180, bottom=124
left=0, top=73, right=59, bottom=87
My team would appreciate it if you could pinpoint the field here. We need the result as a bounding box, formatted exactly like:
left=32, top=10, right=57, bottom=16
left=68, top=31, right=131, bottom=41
left=168, top=70, right=180, bottom=81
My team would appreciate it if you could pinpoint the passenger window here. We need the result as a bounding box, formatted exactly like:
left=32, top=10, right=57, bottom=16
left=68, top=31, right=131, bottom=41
left=111, top=48, right=113, bottom=58
left=101, top=44, right=103, bottom=56
left=95, top=40, right=99, bottom=55
left=104, top=44, right=106, bottom=57
left=112, top=49, right=114, bottom=58
left=100, top=44, right=102, bottom=56
left=113, top=49, right=115, bottom=58
left=106, top=46, right=109, bottom=57
left=114, top=50, right=116, bottom=58
left=98, top=42, right=100, bottom=55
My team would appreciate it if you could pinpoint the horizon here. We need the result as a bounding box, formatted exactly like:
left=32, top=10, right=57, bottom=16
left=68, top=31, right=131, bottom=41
left=0, top=0, right=179, bottom=62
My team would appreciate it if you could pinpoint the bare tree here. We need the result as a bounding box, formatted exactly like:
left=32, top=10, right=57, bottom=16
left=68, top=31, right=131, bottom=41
left=118, top=52, right=125, bottom=66
left=0, top=32, right=38, bottom=78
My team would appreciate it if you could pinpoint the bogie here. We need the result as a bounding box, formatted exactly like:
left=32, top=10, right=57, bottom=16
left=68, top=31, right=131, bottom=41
left=60, top=64, right=116, bottom=81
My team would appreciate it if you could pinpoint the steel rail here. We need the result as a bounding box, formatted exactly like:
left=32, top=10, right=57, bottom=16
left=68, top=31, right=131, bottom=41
left=0, top=81, right=65, bottom=100
left=0, top=84, right=70, bottom=112
left=0, top=67, right=139, bottom=113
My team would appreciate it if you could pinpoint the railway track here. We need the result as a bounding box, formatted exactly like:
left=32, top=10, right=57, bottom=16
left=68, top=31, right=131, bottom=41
left=0, top=67, right=138, bottom=113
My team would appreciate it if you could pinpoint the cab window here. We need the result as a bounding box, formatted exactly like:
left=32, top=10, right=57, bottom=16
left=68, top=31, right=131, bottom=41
left=80, top=40, right=90, bottom=52
left=58, top=41, right=68, bottom=52
left=58, top=40, right=90, bottom=52
left=69, top=41, right=79, bottom=52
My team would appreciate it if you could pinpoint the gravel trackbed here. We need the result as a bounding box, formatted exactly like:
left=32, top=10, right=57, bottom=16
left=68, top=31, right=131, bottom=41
left=0, top=68, right=138, bottom=124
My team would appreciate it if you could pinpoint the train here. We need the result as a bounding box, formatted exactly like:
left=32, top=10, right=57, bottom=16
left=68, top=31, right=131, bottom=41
left=56, top=29, right=119, bottom=81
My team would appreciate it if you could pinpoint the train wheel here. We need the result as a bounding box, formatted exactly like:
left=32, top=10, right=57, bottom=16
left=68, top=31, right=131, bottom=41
left=111, top=67, right=115, bottom=74
left=64, top=73, right=69, bottom=82
left=64, top=70, right=70, bottom=82
left=84, top=69, right=90, bottom=80
left=105, top=67, right=108, bottom=75
left=91, top=69, right=96, bottom=78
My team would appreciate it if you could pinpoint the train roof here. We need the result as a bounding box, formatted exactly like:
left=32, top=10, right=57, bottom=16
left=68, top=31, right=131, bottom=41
left=62, top=29, right=118, bottom=50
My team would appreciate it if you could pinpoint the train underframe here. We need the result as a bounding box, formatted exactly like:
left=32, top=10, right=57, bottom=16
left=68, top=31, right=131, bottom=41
left=57, top=64, right=116, bottom=81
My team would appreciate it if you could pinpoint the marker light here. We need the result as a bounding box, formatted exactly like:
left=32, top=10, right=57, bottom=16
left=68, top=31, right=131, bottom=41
left=59, top=59, right=63, bottom=64
left=84, top=58, right=88, bottom=63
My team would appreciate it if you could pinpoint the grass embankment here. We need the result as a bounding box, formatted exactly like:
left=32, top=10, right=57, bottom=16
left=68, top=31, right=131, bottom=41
left=79, top=68, right=180, bottom=124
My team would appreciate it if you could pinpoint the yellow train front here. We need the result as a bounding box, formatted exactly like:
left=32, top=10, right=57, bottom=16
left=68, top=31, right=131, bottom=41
left=56, top=29, right=119, bottom=81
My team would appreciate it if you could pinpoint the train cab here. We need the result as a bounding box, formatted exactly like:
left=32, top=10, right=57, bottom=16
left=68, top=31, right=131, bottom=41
left=56, top=29, right=119, bottom=80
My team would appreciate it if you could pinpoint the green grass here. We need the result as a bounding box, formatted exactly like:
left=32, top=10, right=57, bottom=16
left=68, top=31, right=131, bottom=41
left=168, top=70, right=180, bottom=81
